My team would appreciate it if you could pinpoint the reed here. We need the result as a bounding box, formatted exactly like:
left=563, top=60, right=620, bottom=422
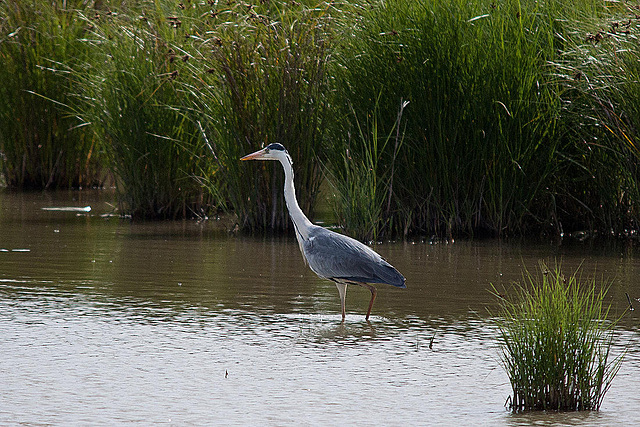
left=493, top=262, right=623, bottom=411
left=326, top=97, right=408, bottom=241
left=187, top=1, right=333, bottom=230
left=0, top=0, right=103, bottom=189
left=73, top=2, right=216, bottom=219
left=329, top=0, right=636, bottom=239
left=553, top=3, right=640, bottom=237
left=5, top=0, right=640, bottom=236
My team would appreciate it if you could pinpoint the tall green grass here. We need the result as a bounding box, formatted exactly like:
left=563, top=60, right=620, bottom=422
left=188, top=1, right=333, bottom=230
left=494, top=262, right=623, bottom=411
left=0, top=0, right=103, bottom=189
left=3, top=0, right=640, bottom=236
left=32, top=0, right=333, bottom=223
left=73, top=2, right=218, bottom=219
left=327, top=97, right=408, bottom=241
left=328, top=0, right=636, bottom=239
left=554, top=4, right=640, bottom=237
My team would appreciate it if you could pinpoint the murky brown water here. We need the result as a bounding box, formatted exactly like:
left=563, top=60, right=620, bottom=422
left=1, top=190, right=639, bottom=425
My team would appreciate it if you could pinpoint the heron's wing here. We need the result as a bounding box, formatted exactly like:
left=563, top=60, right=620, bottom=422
left=303, top=227, right=406, bottom=288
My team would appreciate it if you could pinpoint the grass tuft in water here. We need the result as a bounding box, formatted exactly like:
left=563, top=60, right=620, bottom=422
left=493, top=262, right=623, bottom=411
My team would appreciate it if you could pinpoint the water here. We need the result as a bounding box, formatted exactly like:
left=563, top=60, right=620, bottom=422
left=1, top=190, right=639, bottom=425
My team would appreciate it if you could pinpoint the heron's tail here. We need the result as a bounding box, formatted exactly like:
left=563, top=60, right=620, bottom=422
left=370, top=262, right=406, bottom=288
left=384, top=265, right=406, bottom=288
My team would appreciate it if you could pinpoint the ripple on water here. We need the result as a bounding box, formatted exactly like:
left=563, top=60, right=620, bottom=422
left=1, top=279, right=639, bottom=426
left=1, top=191, right=640, bottom=425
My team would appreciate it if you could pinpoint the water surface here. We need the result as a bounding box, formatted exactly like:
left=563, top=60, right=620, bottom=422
left=1, top=190, right=639, bottom=425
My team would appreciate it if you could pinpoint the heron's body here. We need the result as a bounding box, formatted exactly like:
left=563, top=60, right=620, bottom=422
left=241, top=143, right=406, bottom=320
left=302, top=226, right=405, bottom=286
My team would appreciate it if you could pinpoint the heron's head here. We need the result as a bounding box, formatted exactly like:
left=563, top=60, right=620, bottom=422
left=240, top=143, right=291, bottom=163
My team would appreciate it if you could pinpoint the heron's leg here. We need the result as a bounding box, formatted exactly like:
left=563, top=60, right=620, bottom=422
left=335, top=282, right=347, bottom=320
left=359, top=283, right=377, bottom=320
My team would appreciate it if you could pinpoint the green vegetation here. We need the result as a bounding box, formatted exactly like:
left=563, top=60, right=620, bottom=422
left=0, top=1, right=102, bottom=189
left=557, top=10, right=640, bottom=237
left=329, top=0, right=639, bottom=238
left=2, top=0, right=640, bottom=238
left=73, top=3, right=216, bottom=219
left=493, top=262, right=623, bottom=411
left=326, top=97, right=408, bottom=241
left=189, top=1, right=332, bottom=230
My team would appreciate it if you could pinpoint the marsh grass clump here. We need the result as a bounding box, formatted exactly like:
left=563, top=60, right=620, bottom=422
left=5, top=0, right=640, bottom=235
left=326, top=98, right=408, bottom=241
left=330, top=0, right=640, bottom=239
left=189, top=1, right=333, bottom=231
left=75, top=4, right=216, bottom=219
left=0, top=1, right=103, bottom=189
left=331, top=0, right=567, bottom=238
left=494, top=262, right=623, bottom=412
left=553, top=5, right=640, bottom=237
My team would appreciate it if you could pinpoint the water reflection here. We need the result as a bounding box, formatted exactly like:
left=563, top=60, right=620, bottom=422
left=1, top=190, right=639, bottom=425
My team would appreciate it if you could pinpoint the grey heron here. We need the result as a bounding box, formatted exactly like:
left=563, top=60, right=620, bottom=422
left=241, top=143, right=406, bottom=320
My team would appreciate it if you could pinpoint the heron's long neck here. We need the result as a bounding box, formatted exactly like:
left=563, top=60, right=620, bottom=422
left=280, top=157, right=313, bottom=240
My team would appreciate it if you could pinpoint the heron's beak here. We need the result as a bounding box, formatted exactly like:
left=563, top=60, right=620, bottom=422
left=240, top=147, right=269, bottom=161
